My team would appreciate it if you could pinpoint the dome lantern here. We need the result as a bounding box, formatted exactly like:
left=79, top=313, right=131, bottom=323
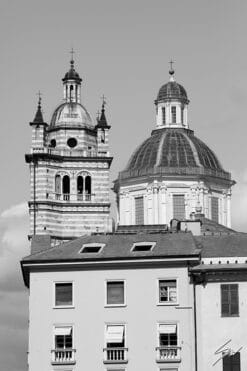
left=62, top=49, right=82, bottom=103
left=155, top=62, right=189, bottom=129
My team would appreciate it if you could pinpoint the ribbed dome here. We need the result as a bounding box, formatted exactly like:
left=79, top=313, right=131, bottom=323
left=50, top=102, right=93, bottom=128
left=119, top=128, right=231, bottom=181
left=157, top=81, right=188, bottom=103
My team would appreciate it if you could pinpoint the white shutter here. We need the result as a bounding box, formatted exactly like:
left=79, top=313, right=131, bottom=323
left=106, top=325, right=124, bottom=343
left=54, top=327, right=72, bottom=336
left=159, top=324, right=177, bottom=334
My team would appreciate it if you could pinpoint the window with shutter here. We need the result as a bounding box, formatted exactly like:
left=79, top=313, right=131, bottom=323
left=221, top=284, right=239, bottom=317
left=135, top=196, right=144, bottom=225
left=106, top=281, right=125, bottom=306
left=55, top=282, right=73, bottom=307
left=173, top=194, right=185, bottom=219
left=223, top=352, right=240, bottom=371
left=211, top=196, right=219, bottom=222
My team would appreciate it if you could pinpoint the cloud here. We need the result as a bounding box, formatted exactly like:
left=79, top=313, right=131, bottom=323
left=0, top=201, right=29, bottom=371
left=1, top=202, right=27, bottom=219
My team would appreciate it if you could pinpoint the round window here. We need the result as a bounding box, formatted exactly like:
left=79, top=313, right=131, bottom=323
left=50, top=139, right=56, bottom=148
left=67, top=138, right=77, bottom=148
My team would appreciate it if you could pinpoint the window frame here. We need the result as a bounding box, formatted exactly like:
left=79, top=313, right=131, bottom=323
left=221, top=283, right=239, bottom=317
left=105, top=279, right=126, bottom=307
left=53, top=281, right=74, bottom=309
left=104, top=322, right=127, bottom=349
left=157, top=322, right=179, bottom=348
left=157, top=278, right=178, bottom=306
left=79, top=243, right=105, bottom=254
left=131, top=241, right=156, bottom=252
left=53, top=324, right=74, bottom=350
left=171, top=106, right=177, bottom=124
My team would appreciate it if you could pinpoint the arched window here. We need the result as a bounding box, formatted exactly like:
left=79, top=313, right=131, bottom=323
left=55, top=174, right=61, bottom=200
left=62, top=175, right=70, bottom=201
left=70, top=85, right=73, bottom=101
left=171, top=106, right=176, bottom=124
left=162, top=107, right=166, bottom=125
left=77, top=176, right=84, bottom=200
left=85, top=176, right=91, bottom=201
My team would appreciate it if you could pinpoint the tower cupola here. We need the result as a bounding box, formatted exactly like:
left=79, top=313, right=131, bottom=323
left=155, top=62, right=189, bottom=129
left=62, top=52, right=82, bottom=103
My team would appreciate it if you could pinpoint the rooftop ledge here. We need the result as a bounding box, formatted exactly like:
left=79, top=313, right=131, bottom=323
left=30, top=147, right=110, bottom=157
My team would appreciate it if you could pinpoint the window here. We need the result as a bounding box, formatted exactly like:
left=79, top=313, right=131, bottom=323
left=77, top=173, right=92, bottom=201
left=162, top=107, right=166, bottom=125
left=50, top=139, right=56, bottom=147
left=158, top=280, right=177, bottom=304
left=62, top=175, right=70, bottom=200
left=55, top=282, right=73, bottom=307
left=67, top=138, right=77, bottom=148
left=173, top=194, right=185, bottom=219
left=171, top=106, right=176, bottom=123
left=160, top=369, right=178, bottom=371
left=223, top=352, right=240, bottom=371
left=211, top=196, right=219, bottom=223
left=221, top=284, right=239, bottom=317
left=55, top=327, right=73, bottom=349
left=181, top=106, right=184, bottom=124
left=157, top=324, right=180, bottom=362
left=135, top=196, right=144, bottom=225
left=55, top=174, right=61, bottom=199
left=52, top=326, right=75, bottom=364
left=80, top=243, right=104, bottom=253
left=132, top=242, right=156, bottom=252
left=106, top=281, right=125, bottom=306
left=104, top=325, right=127, bottom=363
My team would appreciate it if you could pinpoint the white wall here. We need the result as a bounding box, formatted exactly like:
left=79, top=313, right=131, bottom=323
left=28, top=264, right=196, bottom=371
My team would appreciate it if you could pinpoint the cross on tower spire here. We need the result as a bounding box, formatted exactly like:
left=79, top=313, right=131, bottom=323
left=169, top=59, right=175, bottom=75
left=70, top=47, right=75, bottom=61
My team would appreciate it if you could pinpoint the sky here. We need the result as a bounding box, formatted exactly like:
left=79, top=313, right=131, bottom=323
left=1, top=0, right=247, bottom=369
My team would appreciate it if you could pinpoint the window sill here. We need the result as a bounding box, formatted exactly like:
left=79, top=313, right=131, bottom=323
left=105, top=304, right=127, bottom=308
left=221, top=314, right=239, bottom=318
left=157, top=302, right=178, bottom=306
left=53, top=305, right=75, bottom=309
left=51, top=360, right=76, bottom=365
left=156, top=358, right=181, bottom=364
left=103, top=360, right=128, bottom=364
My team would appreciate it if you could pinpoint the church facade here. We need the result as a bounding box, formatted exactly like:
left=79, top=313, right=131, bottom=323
left=21, top=59, right=247, bottom=371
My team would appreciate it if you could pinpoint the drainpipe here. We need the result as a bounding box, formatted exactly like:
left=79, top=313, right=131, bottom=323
left=193, top=280, right=198, bottom=371
left=33, top=160, right=37, bottom=235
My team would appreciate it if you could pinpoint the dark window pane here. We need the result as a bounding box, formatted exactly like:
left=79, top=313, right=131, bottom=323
left=107, top=281, right=124, bottom=305
left=173, top=195, right=185, bottom=219
left=55, top=283, right=72, bottom=306
left=221, top=284, right=239, bottom=317
left=135, top=196, right=144, bottom=225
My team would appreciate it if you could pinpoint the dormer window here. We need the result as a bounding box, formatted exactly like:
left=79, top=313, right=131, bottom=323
left=131, top=242, right=156, bottom=252
left=162, top=107, right=166, bottom=125
left=171, top=106, right=176, bottom=123
left=79, top=243, right=105, bottom=254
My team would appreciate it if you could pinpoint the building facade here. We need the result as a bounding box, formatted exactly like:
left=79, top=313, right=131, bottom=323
left=22, top=61, right=247, bottom=371
left=25, top=58, right=113, bottom=243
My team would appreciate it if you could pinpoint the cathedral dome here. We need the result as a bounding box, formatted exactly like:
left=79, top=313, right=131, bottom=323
left=119, top=128, right=231, bottom=181
left=50, top=102, right=93, bottom=128
left=156, top=81, right=188, bottom=103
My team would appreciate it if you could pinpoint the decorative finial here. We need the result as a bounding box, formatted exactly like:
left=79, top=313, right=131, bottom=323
left=69, top=47, right=75, bottom=68
left=37, top=91, right=42, bottom=107
left=33, top=91, right=44, bottom=123
left=169, top=59, right=175, bottom=75
left=101, top=94, right=106, bottom=109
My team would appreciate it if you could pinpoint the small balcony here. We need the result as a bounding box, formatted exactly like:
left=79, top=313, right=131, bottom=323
left=103, top=347, right=128, bottom=364
left=51, top=348, right=76, bottom=365
left=156, top=346, right=181, bottom=363
left=51, top=192, right=94, bottom=202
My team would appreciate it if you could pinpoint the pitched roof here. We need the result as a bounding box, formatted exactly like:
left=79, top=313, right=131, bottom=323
left=195, top=233, right=247, bottom=257
left=22, top=232, right=200, bottom=263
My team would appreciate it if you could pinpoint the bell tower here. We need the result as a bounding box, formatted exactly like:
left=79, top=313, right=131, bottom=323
left=26, top=57, right=113, bottom=244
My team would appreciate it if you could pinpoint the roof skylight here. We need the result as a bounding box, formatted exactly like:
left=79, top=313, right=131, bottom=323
left=79, top=243, right=105, bottom=254
left=131, top=242, right=156, bottom=252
